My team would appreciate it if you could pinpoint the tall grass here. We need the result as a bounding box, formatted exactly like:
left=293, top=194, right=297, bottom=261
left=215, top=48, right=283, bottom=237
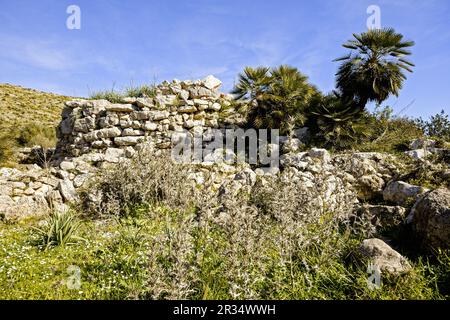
left=81, top=148, right=448, bottom=300
left=89, top=83, right=158, bottom=102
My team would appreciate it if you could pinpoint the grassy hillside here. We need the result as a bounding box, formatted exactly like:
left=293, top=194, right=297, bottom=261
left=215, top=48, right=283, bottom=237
left=0, top=84, right=75, bottom=166
left=0, top=83, right=72, bottom=133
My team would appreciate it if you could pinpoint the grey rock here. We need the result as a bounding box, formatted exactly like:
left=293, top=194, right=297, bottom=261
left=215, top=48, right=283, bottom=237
left=136, top=98, right=155, bottom=109
left=98, top=114, right=119, bottom=128
left=131, top=111, right=151, bottom=121
left=149, top=110, right=170, bottom=121
left=189, top=86, right=214, bottom=99
left=308, top=148, right=331, bottom=163
left=359, top=238, right=412, bottom=275
left=202, top=75, right=222, bottom=90
left=233, top=169, right=257, bottom=187
left=73, top=117, right=96, bottom=133
left=405, top=149, right=431, bottom=160
left=122, top=128, right=144, bottom=136
left=280, top=152, right=308, bottom=169
left=105, top=103, right=135, bottom=112
left=114, top=136, right=144, bottom=146
left=143, top=121, right=158, bottom=131
left=282, top=138, right=303, bottom=154
left=60, top=161, right=75, bottom=171
left=356, top=204, right=406, bottom=228
left=73, top=173, right=91, bottom=188
left=97, top=127, right=122, bottom=139
left=209, top=102, right=222, bottom=111
left=58, top=179, right=78, bottom=203
left=255, top=167, right=280, bottom=176
left=178, top=105, right=197, bottom=113
left=409, top=188, right=450, bottom=250
left=383, top=181, right=427, bottom=205
left=409, top=139, right=436, bottom=150
left=104, top=148, right=125, bottom=163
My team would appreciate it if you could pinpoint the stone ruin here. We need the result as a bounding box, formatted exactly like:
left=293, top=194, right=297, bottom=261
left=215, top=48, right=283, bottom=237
left=55, top=75, right=242, bottom=160
left=1, top=76, right=243, bottom=219
left=0, top=76, right=409, bottom=221
left=1, top=76, right=449, bottom=255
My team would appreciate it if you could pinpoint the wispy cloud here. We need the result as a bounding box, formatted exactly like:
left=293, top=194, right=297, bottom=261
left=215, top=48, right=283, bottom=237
left=0, top=35, right=75, bottom=71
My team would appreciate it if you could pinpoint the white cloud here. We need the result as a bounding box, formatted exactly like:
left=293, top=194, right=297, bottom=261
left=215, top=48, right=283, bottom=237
left=0, top=34, right=76, bottom=71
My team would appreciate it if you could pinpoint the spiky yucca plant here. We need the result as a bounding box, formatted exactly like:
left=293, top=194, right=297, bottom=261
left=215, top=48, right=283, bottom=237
left=232, top=65, right=318, bottom=135
left=33, top=211, right=85, bottom=250
left=335, top=28, right=415, bottom=110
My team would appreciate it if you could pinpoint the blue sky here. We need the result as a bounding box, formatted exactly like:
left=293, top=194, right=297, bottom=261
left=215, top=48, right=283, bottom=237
left=0, top=0, right=449, bottom=118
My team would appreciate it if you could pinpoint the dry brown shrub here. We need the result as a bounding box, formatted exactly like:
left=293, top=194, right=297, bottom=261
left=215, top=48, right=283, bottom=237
left=81, top=146, right=199, bottom=216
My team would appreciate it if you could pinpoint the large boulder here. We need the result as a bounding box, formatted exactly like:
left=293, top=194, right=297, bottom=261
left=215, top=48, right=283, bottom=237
left=408, top=188, right=450, bottom=251
left=359, top=238, right=412, bottom=275
left=383, top=181, right=428, bottom=205
left=0, top=195, right=49, bottom=222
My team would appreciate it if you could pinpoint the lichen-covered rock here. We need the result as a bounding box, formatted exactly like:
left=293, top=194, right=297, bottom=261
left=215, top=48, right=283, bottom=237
left=359, top=238, right=412, bottom=275
left=308, top=148, right=331, bottom=163
left=58, top=179, right=78, bottom=203
left=383, top=181, right=428, bottom=205
left=408, top=188, right=450, bottom=251
left=104, top=148, right=125, bottom=163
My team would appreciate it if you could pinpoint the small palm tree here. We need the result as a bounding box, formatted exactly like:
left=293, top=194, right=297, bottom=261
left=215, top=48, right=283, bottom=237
left=231, top=66, right=271, bottom=101
left=232, top=65, right=318, bottom=134
left=309, top=92, right=370, bottom=149
left=335, top=28, right=415, bottom=110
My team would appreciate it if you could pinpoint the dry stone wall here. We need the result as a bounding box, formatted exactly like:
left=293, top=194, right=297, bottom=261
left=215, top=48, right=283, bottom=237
left=56, top=76, right=242, bottom=161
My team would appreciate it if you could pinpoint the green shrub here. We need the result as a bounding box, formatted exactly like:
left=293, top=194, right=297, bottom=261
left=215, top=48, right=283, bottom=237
left=15, top=124, right=56, bottom=148
left=415, top=110, right=450, bottom=141
left=344, top=105, right=425, bottom=153
left=0, top=134, right=15, bottom=165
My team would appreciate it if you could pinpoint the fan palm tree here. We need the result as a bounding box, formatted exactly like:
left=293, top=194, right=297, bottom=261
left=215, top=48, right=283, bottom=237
left=335, top=28, right=415, bottom=111
left=309, top=92, right=370, bottom=149
left=231, top=66, right=271, bottom=101
left=232, top=65, right=318, bottom=134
